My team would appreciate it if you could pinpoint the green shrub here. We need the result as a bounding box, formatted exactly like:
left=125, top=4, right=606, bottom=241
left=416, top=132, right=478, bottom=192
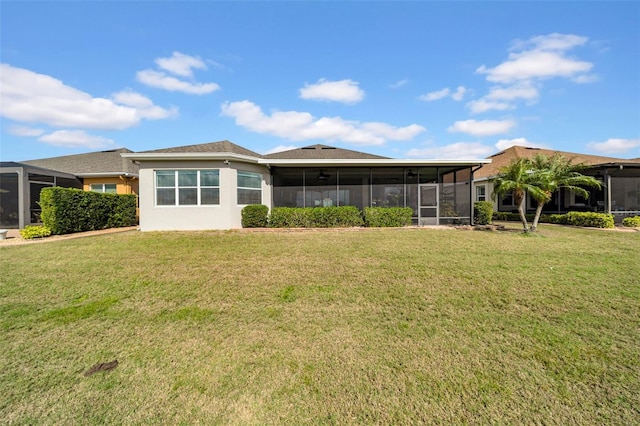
left=565, top=212, right=614, bottom=228
left=241, top=204, right=269, bottom=228
left=622, top=216, right=640, bottom=228
left=19, top=225, right=52, bottom=239
left=549, top=214, right=567, bottom=225
left=269, top=206, right=363, bottom=228
left=363, top=207, right=413, bottom=227
left=269, top=207, right=312, bottom=228
left=40, top=187, right=137, bottom=235
left=309, top=206, right=363, bottom=228
left=473, top=201, right=493, bottom=225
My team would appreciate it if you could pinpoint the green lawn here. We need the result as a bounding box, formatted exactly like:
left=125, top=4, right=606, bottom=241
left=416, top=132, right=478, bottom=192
left=1, top=225, right=639, bottom=424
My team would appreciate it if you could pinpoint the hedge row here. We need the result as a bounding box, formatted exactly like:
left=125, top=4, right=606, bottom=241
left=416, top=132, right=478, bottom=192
left=492, top=210, right=614, bottom=228
left=363, top=207, right=413, bottom=227
left=268, top=206, right=364, bottom=228
left=622, top=216, right=640, bottom=228
left=241, top=205, right=414, bottom=228
left=40, top=187, right=137, bottom=235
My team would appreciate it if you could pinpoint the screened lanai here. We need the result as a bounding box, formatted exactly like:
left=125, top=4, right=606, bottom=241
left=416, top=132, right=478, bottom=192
left=271, top=166, right=474, bottom=225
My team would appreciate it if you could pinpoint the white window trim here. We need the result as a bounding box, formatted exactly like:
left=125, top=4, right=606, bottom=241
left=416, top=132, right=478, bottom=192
left=475, top=184, right=486, bottom=202
left=90, top=183, right=117, bottom=193
left=155, top=169, right=220, bottom=207
left=237, top=170, right=263, bottom=205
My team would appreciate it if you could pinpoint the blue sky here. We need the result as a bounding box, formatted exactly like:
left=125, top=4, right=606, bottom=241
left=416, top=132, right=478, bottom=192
left=1, top=1, right=639, bottom=162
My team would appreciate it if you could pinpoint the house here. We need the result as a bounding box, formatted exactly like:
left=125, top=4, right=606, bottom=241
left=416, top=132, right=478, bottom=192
left=122, top=140, right=491, bottom=231
left=0, top=162, right=82, bottom=228
left=23, top=148, right=139, bottom=195
left=473, top=146, right=640, bottom=221
left=0, top=148, right=139, bottom=229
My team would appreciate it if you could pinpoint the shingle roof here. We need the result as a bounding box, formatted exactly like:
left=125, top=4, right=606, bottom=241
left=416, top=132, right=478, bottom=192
left=141, top=140, right=263, bottom=157
left=474, top=146, right=639, bottom=179
left=264, top=144, right=389, bottom=160
left=23, top=148, right=139, bottom=176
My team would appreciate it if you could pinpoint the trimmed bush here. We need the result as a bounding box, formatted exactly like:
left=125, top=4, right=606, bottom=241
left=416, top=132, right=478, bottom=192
left=40, top=187, right=137, bottom=235
left=549, top=214, right=567, bottom=225
left=269, top=207, right=312, bottom=228
left=19, top=225, right=52, bottom=239
left=621, top=216, right=640, bottom=228
left=473, top=201, right=493, bottom=225
left=241, top=204, right=269, bottom=228
left=363, top=207, right=413, bottom=227
left=269, top=206, right=363, bottom=228
left=565, top=212, right=614, bottom=228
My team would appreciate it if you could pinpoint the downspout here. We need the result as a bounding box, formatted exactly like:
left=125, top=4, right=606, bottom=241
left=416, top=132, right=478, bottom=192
left=470, top=165, right=483, bottom=225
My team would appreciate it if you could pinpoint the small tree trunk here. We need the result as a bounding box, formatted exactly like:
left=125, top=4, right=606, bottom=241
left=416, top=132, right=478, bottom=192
left=517, top=200, right=529, bottom=232
left=531, top=202, right=545, bottom=231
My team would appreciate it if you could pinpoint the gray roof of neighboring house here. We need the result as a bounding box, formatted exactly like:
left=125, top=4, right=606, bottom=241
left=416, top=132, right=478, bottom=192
left=474, top=145, right=640, bottom=179
left=264, top=144, right=389, bottom=160
left=22, top=148, right=139, bottom=177
left=141, top=140, right=263, bottom=157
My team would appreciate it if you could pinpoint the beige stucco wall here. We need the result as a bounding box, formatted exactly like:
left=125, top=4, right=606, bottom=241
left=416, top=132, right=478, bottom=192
left=83, top=176, right=139, bottom=195
left=137, top=160, right=271, bottom=231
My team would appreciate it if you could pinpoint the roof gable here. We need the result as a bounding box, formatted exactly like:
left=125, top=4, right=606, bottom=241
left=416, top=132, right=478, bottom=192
left=264, top=144, right=388, bottom=160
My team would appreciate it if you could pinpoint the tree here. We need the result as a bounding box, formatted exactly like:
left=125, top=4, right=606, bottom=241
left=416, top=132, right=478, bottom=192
left=527, top=154, right=602, bottom=231
left=490, top=158, right=546, bottom=232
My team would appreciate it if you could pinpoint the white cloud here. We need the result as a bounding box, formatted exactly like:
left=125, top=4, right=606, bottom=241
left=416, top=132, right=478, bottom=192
left=466, top=99, right=513, bottom=114
left=470, top=34, right=593, bottom=114
left=512, top=33, right=588, bottom=52
left=0, top=63, right=175, bottom=130
left=389, top=79, right=408, bottom=89
left=155, top=52, right=207, bottom=78
left=136, top=69, right=220, bottom=95
left=111, top=90, right=178, bottom=119
left=263, top=145, right=299, bottom=155
left=419, top=88, right=450, bottom=101
left=406, top=142, right=494, bottom=159
left=38, top=130, right=115, bottom=149
left=486, top=83, right=539, bottom=101
left=476, top=33, right=593, bottom=84
left=495, top=137, right=545, bottom=151
left=299, top=79, right=364, bottom=104
left=420, top=86, right=466, bottom=102
left=8, top=125, right=44, bottom=137
left=220, top=100, right=425, bottom=146
left=572, top=74, right=599, bottom=84
left=448, top=119, right=516, bottom=137
left=451, top=86, right=467, bottom=101
left=587, top=138, right=640, bottom=155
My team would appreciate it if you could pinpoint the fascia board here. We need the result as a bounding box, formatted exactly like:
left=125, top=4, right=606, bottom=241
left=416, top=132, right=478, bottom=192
left=121, top=153, right=261, bottom=164
left=258, top=159, right=492, bottom=167
left=75, top=172, right=140, bottom=178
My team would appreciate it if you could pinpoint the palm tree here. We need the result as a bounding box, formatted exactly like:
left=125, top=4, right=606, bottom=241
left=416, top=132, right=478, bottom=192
left=528, top=154, right=602, bottom=231
left=490, top=158, right=546, bottom=232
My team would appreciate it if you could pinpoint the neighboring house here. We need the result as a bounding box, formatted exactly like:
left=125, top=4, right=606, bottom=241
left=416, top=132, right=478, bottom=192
left=0, top=162, right=82, bottom=229
left=473, top=145, right=640, bottom=221
left=0, top=148, right=139, bottom=229
left=23, top=148, right=139, bottom=195
left=122, top=140, right=490, bottom=231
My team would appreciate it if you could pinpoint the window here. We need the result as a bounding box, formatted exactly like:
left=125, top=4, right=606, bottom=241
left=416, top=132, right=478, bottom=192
left=90, top=183, right=117, bottom=193
left=155, top=170, right=219, bottom=206
left=237, top=171, right=262, bottom=204
left=502, top=191, right=515, bottom=206
left=476, top=185, right=486, bottom=202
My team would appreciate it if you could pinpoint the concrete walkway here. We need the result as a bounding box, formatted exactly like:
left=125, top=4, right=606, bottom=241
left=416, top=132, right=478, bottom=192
left=0, top=226, right=139, bottom=247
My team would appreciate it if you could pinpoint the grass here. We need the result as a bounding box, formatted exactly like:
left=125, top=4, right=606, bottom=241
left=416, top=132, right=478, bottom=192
left=1, top=224, right=639, bottom=424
